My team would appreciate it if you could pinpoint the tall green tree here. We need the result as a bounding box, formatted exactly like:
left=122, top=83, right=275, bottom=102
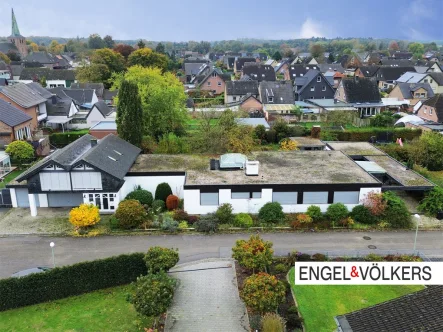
left=116, top=80, right=143, bottom=146
left=272, top=51, right=282, bottom=60
left=76, top=63, right=111, bottom=83
left=137, top=39, right=146, bottom=49
left=128, top=48, right=168, bottom=71
left=113, top=66, right=187, bottom=140
left=155, top=42, right=166, bottom=54
left=88, top=34, right=104, bottom=49
left=408, top=42, right=425, bottom=59
left=103, top=35, right=115, bottom=48
left=90, top=48, right=125, bottom=73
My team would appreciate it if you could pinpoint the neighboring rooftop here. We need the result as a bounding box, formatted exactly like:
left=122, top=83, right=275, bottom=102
left=90, top=121, right=117, bottom=131
left=226, top=80, right=259, bottom=95
left=242, top=63, right=276, bottom=82
left=71, top=82, right=104, bottom=98
left=0, top=82, right=47, bottom=108
left=326, top=142, right=388, bottom=156
left=130, top=151, right=380, bottom=186
left=26, top=82, right=53, bottom=99
left=259, top=81, right=295, bottom=104
left=290, top=137, right=326, bottom=148
left=19, top=68, right=76, bottom=81
left=341, top=77, right=381, bottom=103
left=335, top=286, right=443, bottom=332
left=0, top=98, right=33, bottom=126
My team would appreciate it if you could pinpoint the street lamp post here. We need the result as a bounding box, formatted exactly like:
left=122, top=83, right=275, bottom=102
left=413, top=214, right=421, bottom=254
left=50, top=242, right=55, bottom=268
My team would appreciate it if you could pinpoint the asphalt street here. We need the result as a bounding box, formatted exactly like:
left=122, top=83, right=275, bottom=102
left=0, top=231, right=442, bottom=278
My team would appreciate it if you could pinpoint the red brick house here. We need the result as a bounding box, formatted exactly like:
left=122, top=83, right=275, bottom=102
left=196, top=68, right=231, bottom=95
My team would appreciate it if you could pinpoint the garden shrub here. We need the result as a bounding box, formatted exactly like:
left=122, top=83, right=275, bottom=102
left=351, top=205, right=378, bottom=224
left=232, top=235, right=273, bottom=272
left=0, top=253, right=146, bottom=311
left=234, top=213, right=253, bottom=228
left=178, top=221, right=189, bottom=229
left=362, top=191, right=387, bottom=216
left=326, top=203, right=349, bottom=225
left=273, top=263, right=288, bottom=274
left=418, top=187, right=443, bottom=217
left=109, top=215, right=119, bottom=230
left=259, top=202, right=285, bottom=223
left=173, top=209, right=190, bottom=222
left=131, top=272, right=176, bottom=317
left=382, top=191, right=411, bottom=228
left=161, top=217, right=179, bottom=232
left=188, top=215, right=199, bottom=224
left=261, top=313, right=286, bottom=332
left=165, top=194, right=179, bottom=210
left=340, top=216, right=355, bottom=227
left=296, top=253, right=312, bottom=261
left=69, top=204, right=100, bottom=228
left=115, top=199, right=147, bottom=229
left=241, top=273, right=286, bottom=313
left=306, top=205, right=323, bottom=222
left=365, top=253, right=384, bottom=262
left=286, top=306, right=303, bottom=329
left=143, top=246, right=179, bottom=273
left=125, top=187, right=153, bottom=206
left=152, top=200, right=166, bottom=214
left=215, top=203, right=234, bottom=224
left=327, top=128, right=421, bottom=142
left=49, top=130, right=88, bottom=147
left=297, top=213, right=312, bottom=224
left=154, top=182, right=173, bottom=202
left=194, top=214, right=218, bottom=232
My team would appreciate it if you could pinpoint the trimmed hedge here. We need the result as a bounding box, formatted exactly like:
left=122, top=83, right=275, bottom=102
left=327, top=128, right=422, bottom=142
left=49, top=130, right=89, bottom=147
left=0, top=253, right=146, bottom=311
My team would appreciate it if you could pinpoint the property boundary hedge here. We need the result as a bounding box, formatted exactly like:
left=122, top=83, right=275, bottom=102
left=0, top=253, right=146, bottom=311
left=49, top=130, right=89, bottom=147
left=327, top=128, right=422, bottom=142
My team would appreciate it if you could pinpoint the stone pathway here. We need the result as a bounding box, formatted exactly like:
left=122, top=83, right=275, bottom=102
left=164, top=259, right=249, bottom=332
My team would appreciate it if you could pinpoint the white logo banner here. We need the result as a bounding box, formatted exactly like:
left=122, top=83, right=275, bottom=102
left=294, top=262, right=443, bottom=285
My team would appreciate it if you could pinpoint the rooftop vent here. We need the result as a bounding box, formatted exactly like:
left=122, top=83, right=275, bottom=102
left=245, top=161, right=259, bottom=176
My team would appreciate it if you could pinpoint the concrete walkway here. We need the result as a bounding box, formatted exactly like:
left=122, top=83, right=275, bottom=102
left=165, top=259, right=249, bottom=332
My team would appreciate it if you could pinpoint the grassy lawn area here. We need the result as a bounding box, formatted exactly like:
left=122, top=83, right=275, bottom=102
left=289, top=268, right=424, bottom=332
left=0, top=285, right=153, bottom=332
left=0, top=169, right=25, bottom=189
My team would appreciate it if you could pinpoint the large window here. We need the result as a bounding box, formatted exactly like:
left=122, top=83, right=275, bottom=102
left=303, top=191, right=328, bottom=204
left=273, top=191, right=297, bottom=204
left=231, top=191, right=262, bottom=199
left=333, top=191, right=360, bottom=204
left=40, top=172, right=71, bottom=191
left=200, top=192, right=219, bottom=206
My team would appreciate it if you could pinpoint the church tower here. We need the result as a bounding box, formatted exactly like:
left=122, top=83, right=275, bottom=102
left=7, top=9, right=28, bottom=57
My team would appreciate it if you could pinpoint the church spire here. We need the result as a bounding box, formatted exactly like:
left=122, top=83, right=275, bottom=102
left=11, top=9, right=22, bottom=37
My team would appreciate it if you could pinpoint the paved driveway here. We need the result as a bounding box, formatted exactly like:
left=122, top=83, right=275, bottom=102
left=165, top=259, right=249, bottom=332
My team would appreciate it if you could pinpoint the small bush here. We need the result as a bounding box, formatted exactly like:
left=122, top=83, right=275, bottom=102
left=273, top=263, right=288, bottom=274
left=418, top=187, right=443, bottom=217
left=173, top=209, right=189, bottom=222
left=234, top=213, right=253, bottom=228
left=188, top=215, right=199, bottom=224
left=297, top=213, right=312, bottom=224
left=326, top=203, right=349, bottom=225
left=382, top=191, right=411, bottom=228
left=152, top=200, right=166, bottom=214
left=109, top=215, right=119, bottom=230
left=340, top=217, right=355, bottom=227
left=351, top=205, right=378, bottom=224
left=143, top=247, right=179, bottom=274
left=286, top=306, right=303, bottom=329
left=215, top=203, right=234, bottom=224
left=241, top=273, right=286, bottom=313
left=131, top=272, right=176, bottom=317
left=166, top=194, right=179, bottom=210
left=307, top=205, right=323, bottom=222
left=259, top=202, right=285, bottom=223
left=178, top=221, right=189, bottom=229
left=261, top=313, right=286, bottom=332
left=311, top=253, right=327, bottom=261
left=365, top=253, right=384, bottom=262
left=297, top=253, right=312, bottom=261
left=115, top=200, right=147, bottom=229
left=232, top=235, right=273, bottom=272
left=194, top=214, right=218, bottom=233
left=155, top=182, right=173, bottom=202
left=161, top=218, right=179, bottom=232
left=69, top=204, right=100, bottom=228
left=125, top=188, right=153, bottom=206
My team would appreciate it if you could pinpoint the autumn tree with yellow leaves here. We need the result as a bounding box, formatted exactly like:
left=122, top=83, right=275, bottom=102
left=279, top=138, right=298, bottom=151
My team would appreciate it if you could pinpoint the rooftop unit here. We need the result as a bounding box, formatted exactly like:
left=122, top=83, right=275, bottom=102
left=219, top=153, right=247, bottom=169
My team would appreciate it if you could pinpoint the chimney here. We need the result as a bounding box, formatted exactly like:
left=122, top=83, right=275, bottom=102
left=90, top=138, right=97, bottom=147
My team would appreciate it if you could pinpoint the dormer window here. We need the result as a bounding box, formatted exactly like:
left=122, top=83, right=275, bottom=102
left=268, top=96, right=274, bottom=103
left=300, top=73, right=303, bottom=76
left=317, top=76, right=321, bottom=82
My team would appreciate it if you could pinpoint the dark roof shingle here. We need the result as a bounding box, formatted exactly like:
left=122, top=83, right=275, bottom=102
left=0, top=99, right=33, bottom=127
left=342, top=77, right=381, bottom=103
left=19, top=68, right=76, bottom=81
left=0, top=82, right=47, bottom=108
left=242, top=63, right=276, bottom=82
left=259, top=81, right=295, bottom=104
left=225, top=80, right=259, bottom=95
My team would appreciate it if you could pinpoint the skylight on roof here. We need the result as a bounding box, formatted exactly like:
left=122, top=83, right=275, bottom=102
left=108, top=156, right=117, bottom=161
left=113, top=150, right=122, bottom=155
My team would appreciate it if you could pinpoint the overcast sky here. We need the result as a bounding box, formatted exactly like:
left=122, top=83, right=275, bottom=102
left=1, top=0, right=441, bottom=41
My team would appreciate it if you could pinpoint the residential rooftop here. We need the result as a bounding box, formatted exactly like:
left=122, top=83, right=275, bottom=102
left=326, top=142, right=386, bottom=156
left=290, top=137, right=326, bottom=148
left=130, top=151, right=379, bottom=186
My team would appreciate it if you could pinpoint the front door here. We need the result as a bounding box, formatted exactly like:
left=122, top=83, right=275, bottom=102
left=83, top=193, right=118, bottom=213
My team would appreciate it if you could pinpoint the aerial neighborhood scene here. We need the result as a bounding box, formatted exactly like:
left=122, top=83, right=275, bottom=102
left=0, top=1, right=442, bottom=331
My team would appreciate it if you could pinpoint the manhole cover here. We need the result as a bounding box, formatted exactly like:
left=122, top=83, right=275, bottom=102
left=363, top=236, right=371, bottom=240
left=368, top=245, right=377, bottom=249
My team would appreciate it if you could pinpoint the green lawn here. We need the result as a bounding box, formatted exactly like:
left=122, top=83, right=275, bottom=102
left=0, top=285, right=153, bottom=332
left=289, top=268, right=424, bottom=332
left=0, top=169, right=25, bottom=189
left=187, top=118, right=219, bottom=131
